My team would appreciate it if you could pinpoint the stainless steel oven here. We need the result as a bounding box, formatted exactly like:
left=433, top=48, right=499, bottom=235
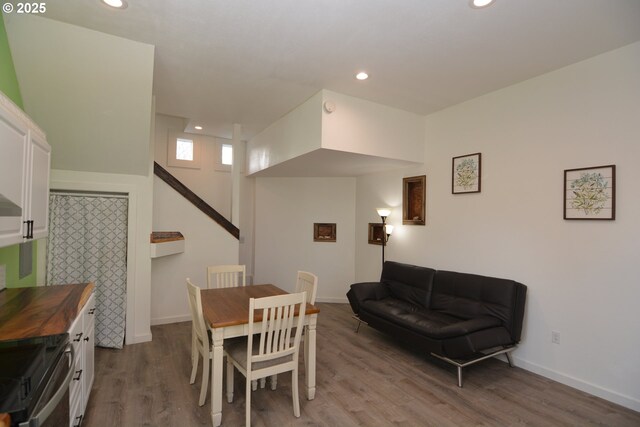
left=0, top=333, right=73, bottom=427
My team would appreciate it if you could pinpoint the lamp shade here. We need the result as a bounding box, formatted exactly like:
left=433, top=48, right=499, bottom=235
left=376, top=208, right=391, bottom=218
left=385, top=224, right=394, bottom=235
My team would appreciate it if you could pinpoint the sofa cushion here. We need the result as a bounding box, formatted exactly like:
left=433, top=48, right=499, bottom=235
left=381, top=261, right=436, bottom=309
left=431, top=270, right=522, bottom=325
left=383, top=279, right=430, bottom=310
left=362, top=298, right=501, bottom=339
left=347, top=282, right=390, bottom=314
left=362, top=298, right=424, bottom=322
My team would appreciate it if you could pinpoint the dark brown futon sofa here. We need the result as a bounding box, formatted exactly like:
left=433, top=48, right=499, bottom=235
left=347, top=261, right=527, bottom=386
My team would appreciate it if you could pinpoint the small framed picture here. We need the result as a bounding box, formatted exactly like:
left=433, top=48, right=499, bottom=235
left=564, top=165, right=615, bottom=220
left=452, top=153, right=481, bottom=194
left=313, top=223, right=336, bottom=242
left=368, top=223, right=384, bottom=245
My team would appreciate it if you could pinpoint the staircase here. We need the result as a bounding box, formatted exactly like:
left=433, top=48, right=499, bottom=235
left=153, top=162, right=239, bottom=239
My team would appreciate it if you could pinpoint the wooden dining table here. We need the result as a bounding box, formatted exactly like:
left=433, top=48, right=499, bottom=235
left=200, top=284, right=320, bottom=427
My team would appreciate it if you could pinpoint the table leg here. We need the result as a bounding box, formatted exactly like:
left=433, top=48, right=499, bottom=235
left=211, top=328, right=224, bottom=427
left=304, top=314, right=317, bottom=400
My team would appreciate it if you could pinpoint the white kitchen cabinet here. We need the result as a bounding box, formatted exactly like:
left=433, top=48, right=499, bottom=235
left=0, top=91, right=51, bottom=248
left=82, top=297, right=96, bottom=410
left=68, top=292, right=96, bottom=427
left=28, top=129, right=51, bottom=240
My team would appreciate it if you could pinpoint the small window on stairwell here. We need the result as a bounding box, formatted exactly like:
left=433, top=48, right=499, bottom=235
left=176, top=138, right=194, bottom=161
left=167, top=131, right=201, bottom=169
left=221, top=144, right=233, bottom=166
left=215, top=140, right=233, bottom=172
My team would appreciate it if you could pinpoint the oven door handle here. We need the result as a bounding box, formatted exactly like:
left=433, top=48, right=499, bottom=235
left=20, top=344, right=75, bottom=427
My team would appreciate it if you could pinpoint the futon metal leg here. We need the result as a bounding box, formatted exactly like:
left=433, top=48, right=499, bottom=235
left=352, top=315, right=365, bottom=333
left=431, top=345, right=516, bottom=389
left=505, top=351, right=514, bottom=367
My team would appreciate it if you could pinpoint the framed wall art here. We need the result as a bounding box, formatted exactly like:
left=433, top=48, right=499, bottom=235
left=368, top=223, right=384, bottom=245
left=564, top=165, right=615, bottom=220
left=452, top=153, right=481, bottom=194
left=403, top=175, right=426, bottom=225
left=313, top=223, right=336, bottom=242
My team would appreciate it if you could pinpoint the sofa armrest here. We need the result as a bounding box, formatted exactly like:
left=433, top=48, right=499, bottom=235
left=346, top=282, right=389, bottom=314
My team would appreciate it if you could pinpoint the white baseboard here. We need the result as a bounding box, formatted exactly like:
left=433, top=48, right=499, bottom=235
left=125, top=332, right=153, bottom=345
left=151, top=314, right=191, bottom=326
left=316, top=297, right=349, bottom=304
left=513, top=356, right=640, bottom=412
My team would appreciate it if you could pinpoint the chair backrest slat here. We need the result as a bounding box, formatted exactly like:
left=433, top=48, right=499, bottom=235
left=207, top=265, right=246, bottom=289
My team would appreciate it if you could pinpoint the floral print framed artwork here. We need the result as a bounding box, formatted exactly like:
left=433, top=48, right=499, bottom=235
left=452, top=153, right=481, bottom=194
left=564, top=165, right=615, bottom=220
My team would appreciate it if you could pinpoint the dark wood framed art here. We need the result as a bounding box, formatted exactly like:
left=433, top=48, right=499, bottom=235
left=313, top=223, right=336, bottom=242
left=452, top=153, right=481, bottom=194
left=368, top=223, right=384, bottom=245
left=564, top=164, right=615, bottom=220
left=403, top=175, right=426, bottom=225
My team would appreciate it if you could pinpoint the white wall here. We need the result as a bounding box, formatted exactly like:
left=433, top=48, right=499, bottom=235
left=355, top=41, right=640, bottom=410
left=254, top=177, right=356, bottom=302
left=151, top=176, right=239, bottom=325
left=247, top=89, right=426, bottom=176
left=50, top=169, right=154, bottom=345
left=6, top=15, right=154, bottom=176
left=321, top=89, right=425, bottom=161
left=247, top=91, right=323, bottom=175
left=154, top=113, right=232, bottom=218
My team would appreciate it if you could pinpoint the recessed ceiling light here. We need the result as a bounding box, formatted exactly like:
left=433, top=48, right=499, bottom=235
left=194, top=125, right=203, bottom=130
left=101, top=0, right=128, bottom=9
left=470, top=0, right=495, bottom=8
left=355, top=72, right=369, bottom=81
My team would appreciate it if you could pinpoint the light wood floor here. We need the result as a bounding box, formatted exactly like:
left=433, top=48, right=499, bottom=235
left=84, top=303, right=640, bottom=426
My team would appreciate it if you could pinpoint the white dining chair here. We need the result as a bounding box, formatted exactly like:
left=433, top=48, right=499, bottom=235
left=224, top=291, right=307, bottom=427
left=207, top=264, right=246, bottom=289
left=296, top=271, right=318, bottom=366
left=186, top=278, right=213, bottom=406
left=269, top=271, right=318, bottom=391
left=204, top=265, right=262, bottom=389
left=295, top=271, right=318, bottom=305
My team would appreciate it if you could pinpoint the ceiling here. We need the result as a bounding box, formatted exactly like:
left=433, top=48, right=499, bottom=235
left=35, top=0, right=640, bottom=143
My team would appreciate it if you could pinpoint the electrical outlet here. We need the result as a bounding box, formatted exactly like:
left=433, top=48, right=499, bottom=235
left=551, top=330, right=561, bottom=345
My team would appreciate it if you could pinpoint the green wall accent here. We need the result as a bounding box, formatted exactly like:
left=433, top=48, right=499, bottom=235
left=0, top=241, right=38, bottom=288
left=0, top=14, right=23, bottom=108
left=0, top=14, right=37, bottom=288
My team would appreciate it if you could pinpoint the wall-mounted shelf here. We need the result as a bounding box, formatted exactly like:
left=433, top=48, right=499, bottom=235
left=150, top=232, right=184, bottom=258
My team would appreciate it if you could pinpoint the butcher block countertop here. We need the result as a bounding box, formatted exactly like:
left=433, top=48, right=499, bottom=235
left=0, top=283, right=94, bottom=341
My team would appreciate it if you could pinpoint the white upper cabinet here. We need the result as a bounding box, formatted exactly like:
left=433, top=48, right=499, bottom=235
left=0, top=99, right=29, bottom=244
left=0, top=91, right=51, bottom=248
left=28, top=130, right=51, bottom=240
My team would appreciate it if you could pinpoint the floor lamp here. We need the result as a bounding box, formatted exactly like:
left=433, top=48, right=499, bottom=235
left=376, top=208, right=394, bottom=267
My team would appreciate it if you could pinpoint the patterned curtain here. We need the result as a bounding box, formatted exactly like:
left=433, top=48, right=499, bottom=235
left=46, top=193, right=128, bottom=349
